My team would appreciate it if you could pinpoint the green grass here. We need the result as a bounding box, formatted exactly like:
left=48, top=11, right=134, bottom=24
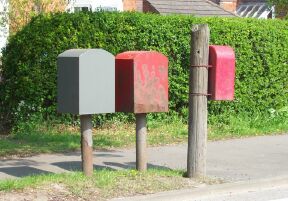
left=0, top=113, right=287, bottom=158
left=0, top=118, right=187, bottom=157
left=0, top=169, right=202, bottom=200
left=209, top=114, right=288, bottom=140
left=0, top=128, right=80, bottom=157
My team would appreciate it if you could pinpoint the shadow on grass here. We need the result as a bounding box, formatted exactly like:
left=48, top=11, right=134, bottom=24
left=0, top=132, right=125, bottom=157
left=8, top=131, right=126, bottom=150
left=52, top=161, right=115, bottom=171
left=103, top=162, right=171, bottom=170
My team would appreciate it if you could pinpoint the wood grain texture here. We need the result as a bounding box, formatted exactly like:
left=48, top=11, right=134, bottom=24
left=187, top=24, right=210, bottom=178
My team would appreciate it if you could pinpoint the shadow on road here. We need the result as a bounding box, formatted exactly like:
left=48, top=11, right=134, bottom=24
left=0, top=166, right=51, bottom=178
left=0, top=160, right=170, bottom=179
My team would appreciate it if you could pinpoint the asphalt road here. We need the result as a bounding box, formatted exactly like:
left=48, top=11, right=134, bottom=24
left=1, top=135, right=288, bottom=182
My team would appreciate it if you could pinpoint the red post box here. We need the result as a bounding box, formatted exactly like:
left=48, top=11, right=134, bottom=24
left=115, top=51, right=169, bottom=113
left=208, top=45, right=236, bottom=101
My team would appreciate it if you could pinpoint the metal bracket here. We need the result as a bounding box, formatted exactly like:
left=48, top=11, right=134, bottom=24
left=190, top=65, right=213, bottom=69
left=190, top=93, right=211, bottom=96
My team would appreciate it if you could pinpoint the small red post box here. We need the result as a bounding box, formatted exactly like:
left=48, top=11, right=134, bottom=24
left=115, top=51, right=169, bottom=113
left=208, top=45, right=236, bottom=101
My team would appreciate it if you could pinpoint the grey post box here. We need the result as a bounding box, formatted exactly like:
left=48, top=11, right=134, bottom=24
left=57, top=49, right=115, bottom=115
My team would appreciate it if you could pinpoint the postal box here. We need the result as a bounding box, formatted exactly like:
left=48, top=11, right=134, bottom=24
left=115, top=51, right=169, bottom=113
left=57, top=49, right=115, bottom=115
left=208, top=45, right=236, bottom=101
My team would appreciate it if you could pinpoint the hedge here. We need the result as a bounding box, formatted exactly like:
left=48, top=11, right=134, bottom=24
left=0, top=12, right=288, bottom=126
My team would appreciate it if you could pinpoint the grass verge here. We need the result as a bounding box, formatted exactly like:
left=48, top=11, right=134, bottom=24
left=0, top=169, right=219, bottom=200
left=0, top=113, right=287, bottom=158
left=0, top=119, right=187, bottom=158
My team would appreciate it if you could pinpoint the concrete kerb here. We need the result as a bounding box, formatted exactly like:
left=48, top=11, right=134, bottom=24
left=111, top=176, right=288, bottom=201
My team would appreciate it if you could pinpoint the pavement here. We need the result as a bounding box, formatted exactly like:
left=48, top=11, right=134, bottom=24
left=1, top=134, right=288, bottom=200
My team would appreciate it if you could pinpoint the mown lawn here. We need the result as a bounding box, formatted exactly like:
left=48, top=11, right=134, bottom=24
left=0, top=114, right=287, bottom=158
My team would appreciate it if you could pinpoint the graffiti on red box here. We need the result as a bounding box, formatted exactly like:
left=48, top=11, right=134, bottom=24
left=116, top=51, right=169, bottom=113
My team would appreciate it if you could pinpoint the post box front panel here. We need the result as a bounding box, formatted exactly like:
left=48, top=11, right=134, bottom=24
left=79, top=50, right=115, bottom=114
left=208, top=46, right=236, bottom=101
left=57, top=57, right=80, bottom=114
left=134, top=53, right=168, bottom=113
left=115, top=51, right=169, bottom=113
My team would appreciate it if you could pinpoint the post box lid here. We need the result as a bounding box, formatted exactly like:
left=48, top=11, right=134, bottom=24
left=116, top=51, right=167, bottom=61
left=58, top=49, right=113, bottom=58
left=209, top=45, right=235, bottom=59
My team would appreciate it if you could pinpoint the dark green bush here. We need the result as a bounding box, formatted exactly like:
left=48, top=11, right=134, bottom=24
left=1, top=12, right=288, bottom=127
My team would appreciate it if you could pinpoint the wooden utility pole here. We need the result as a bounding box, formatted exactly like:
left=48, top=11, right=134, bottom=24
left=80, top=115, right=94, bottom=177
left=187, top=24, right=210, bottom=178
left=136, top=113, right=147, bottom=171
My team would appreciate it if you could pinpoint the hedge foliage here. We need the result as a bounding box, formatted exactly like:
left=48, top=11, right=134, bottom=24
left=1, top=12, right=288, bottom=126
